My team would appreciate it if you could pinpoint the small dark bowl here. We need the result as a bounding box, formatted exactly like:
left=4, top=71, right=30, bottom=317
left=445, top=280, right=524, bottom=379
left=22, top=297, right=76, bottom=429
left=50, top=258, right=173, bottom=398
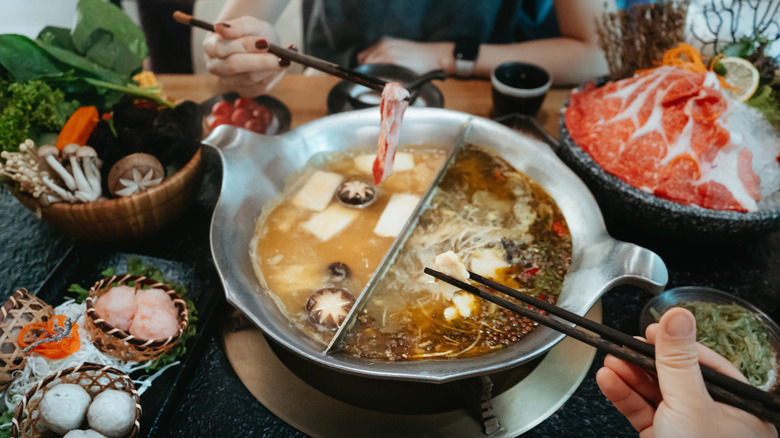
left=558, top=80, right=780, bottom=243
left=491, top=62, right=551, bottom=118
left=327, top=63, right=444, bottom=114
left=640, top=286, right=780, bottom=391
left=201, top=92, right=292, bottom=136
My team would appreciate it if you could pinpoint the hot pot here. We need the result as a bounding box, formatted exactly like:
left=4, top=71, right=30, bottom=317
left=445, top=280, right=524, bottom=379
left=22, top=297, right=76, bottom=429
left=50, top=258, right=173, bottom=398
left=204, top=108, right=668, bottom=383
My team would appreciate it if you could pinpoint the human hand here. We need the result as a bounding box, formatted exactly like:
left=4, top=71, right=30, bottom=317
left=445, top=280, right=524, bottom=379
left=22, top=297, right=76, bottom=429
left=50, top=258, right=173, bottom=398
left=203, top=16, right=288, bottom=97
left=357, top=37, right=454, bottom=75
left=596, top=308, right=776, bottom=438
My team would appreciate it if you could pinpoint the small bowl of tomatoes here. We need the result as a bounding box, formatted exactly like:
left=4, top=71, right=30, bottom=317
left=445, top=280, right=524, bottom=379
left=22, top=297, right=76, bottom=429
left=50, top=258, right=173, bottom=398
left=201, top=93, right=292, bottom=136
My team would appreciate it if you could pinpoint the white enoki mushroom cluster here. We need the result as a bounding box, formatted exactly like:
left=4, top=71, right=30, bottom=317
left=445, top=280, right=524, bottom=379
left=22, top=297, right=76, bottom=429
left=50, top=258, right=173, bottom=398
left=38, top=143, right=102, bottom=204
left=0, top=140, right=49, bottom=198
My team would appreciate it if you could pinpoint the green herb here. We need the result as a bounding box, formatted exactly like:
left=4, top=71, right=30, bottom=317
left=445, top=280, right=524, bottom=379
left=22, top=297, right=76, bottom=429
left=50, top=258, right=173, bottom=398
left=0, top=77, right=78, bottom=153
left=67, top=257, right=199, bottom=372
left=677, top=301, right=774, bottom=387
left=0, top=0, right=171, bottom=110
left=747, top=85, right=780, bottom=127
left=0, top=407, right=14, bottom=438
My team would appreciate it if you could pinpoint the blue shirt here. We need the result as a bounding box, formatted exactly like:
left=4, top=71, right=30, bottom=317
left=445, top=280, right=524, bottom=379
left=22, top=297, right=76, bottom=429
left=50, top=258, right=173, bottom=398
left=305, top=0, right=560, bottom=67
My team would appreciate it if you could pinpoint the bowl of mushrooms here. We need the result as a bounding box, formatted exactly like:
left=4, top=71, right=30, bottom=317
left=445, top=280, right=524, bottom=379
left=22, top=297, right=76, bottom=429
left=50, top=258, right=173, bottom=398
left=0, top=98, right=203, bottom=244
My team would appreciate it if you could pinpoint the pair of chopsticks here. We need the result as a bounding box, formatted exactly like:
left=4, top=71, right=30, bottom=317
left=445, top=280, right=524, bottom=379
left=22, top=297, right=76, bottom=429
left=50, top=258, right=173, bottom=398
left=423, top=267, right=780, bottom=426
left=173, top=11, right=387, bottom=92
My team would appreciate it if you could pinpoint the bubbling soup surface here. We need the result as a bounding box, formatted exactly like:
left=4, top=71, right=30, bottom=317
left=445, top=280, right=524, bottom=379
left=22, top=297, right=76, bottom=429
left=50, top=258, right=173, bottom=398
left=252, top=146, right=447, bottom=345
left=337, top=145, right=572, bottom=361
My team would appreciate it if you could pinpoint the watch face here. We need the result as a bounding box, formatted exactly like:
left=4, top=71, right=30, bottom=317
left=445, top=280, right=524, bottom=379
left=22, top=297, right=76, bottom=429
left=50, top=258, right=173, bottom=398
left=454, top=39, right=479, bottom=61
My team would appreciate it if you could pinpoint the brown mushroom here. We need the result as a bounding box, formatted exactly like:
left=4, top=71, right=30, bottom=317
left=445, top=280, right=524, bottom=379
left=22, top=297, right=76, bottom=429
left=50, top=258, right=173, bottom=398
left=327, top=262, right=352, bottom=283
left=336, top=180, right=377, bottom=208
left=305, top=287, right=356, bottom=329
left=107, top=153, right=165, bottom=197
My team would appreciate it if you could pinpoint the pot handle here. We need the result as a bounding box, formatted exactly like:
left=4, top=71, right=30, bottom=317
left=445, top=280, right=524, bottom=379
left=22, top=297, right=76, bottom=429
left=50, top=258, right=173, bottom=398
left=493, top=113, right=561, bottom=153
left=607, top=240, right=669, bottom=295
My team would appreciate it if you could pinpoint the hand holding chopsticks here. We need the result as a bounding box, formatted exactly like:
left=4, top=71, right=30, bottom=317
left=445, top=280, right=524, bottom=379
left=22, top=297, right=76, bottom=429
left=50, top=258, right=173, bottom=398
left=424, top=267, right=780, bottom=427
left=173, top=11, right=387, bottom=93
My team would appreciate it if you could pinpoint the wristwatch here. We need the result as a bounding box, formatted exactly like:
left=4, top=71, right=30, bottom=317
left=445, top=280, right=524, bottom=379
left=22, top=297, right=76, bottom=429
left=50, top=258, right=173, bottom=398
left=453, top=39, right=479, bottom=78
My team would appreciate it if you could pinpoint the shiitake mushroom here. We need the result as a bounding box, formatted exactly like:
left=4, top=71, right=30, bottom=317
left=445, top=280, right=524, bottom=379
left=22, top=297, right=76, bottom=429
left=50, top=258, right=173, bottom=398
left=327, top=262, right=351, bottom=283
left=305, top=287, right=356, bottom=329
left=336, top=180, right=377, bottom=208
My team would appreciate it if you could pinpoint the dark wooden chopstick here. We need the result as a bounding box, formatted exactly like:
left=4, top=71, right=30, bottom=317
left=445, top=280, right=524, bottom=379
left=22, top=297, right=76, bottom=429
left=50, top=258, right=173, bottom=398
left=466, top=270, right=780, bottom=411
left=173, top=11, right=387, bottom=92
left=423, top=267, right=780, bottom=426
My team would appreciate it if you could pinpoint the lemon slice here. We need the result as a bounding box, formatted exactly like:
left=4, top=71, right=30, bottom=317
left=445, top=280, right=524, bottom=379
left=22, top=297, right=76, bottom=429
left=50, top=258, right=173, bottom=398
left=719, top=57, right=760, bottom=102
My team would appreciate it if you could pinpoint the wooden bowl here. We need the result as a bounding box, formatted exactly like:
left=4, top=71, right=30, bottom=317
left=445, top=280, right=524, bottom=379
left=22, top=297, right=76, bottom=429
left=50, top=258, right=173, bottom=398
left=12, top=148, right=203, bottom=244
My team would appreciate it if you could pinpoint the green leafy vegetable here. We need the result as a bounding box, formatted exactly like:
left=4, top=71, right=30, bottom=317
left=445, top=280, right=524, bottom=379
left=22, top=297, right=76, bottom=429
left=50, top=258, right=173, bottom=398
left=0, top=78, right=78, bottom=153
left=0, top=0, right=170, bottom=110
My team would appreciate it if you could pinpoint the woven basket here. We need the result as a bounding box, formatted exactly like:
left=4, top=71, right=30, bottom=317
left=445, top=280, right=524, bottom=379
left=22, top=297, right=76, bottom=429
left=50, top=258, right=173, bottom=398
left=85, top=275, right=189, bottom=361
left=0, top=289, right=55, bottom=392
left=12, top=147, right=203, bottom=244
left=11, top=362, right=141, bottom=438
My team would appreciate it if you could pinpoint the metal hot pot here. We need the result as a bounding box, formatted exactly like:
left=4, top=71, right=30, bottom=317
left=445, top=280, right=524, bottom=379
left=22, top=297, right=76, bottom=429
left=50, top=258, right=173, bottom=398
left=204, top=107, right=668, bottom=383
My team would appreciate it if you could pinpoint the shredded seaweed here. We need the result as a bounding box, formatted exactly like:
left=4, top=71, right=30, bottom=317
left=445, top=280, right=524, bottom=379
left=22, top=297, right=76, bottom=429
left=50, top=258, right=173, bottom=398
left=670, top=302, right=775, bottom=387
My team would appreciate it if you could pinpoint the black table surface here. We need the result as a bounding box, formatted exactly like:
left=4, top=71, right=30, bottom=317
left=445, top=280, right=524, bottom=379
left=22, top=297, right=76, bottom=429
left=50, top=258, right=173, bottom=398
left=2, top=148, right=779, bottom=438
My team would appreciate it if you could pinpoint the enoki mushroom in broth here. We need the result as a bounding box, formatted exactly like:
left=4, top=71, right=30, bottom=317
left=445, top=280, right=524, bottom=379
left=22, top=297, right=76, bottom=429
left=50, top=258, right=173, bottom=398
left=338, top=145, right=573, bottom=361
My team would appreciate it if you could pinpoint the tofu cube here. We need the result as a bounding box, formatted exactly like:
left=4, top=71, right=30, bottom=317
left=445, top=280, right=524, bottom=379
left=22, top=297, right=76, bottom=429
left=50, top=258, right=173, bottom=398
left=301, top=204, right=358, bottom=241
left=373, top=193, right=420, bottom=238
left=293, top=171, right=343, bottom=212
left=354, top=153, right=415, bottom=175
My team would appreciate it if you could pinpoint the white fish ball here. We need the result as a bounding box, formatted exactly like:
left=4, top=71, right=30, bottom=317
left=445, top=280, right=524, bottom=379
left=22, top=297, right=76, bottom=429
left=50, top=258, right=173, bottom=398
left=87, top=389, right=136, bottom=438
left=64, top=430, right=108, bottom=438
left=39, top=383, right=91, bottom=435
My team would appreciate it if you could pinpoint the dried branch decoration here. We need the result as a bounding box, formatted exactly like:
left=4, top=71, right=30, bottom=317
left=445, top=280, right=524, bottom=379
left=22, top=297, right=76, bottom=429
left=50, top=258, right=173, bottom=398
left=689, top=0, right=780, bottom=55
left=597, top=0, right=691, bottom=80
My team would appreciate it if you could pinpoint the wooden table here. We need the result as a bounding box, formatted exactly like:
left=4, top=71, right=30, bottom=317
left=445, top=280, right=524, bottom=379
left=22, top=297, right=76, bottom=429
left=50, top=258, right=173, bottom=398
left=158, top=74, right=567, bottom=136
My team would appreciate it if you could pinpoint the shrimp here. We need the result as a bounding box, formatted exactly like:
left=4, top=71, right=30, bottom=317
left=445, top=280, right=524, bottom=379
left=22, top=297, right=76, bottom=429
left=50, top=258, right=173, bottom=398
left=94, top=285, right=136, bottom=331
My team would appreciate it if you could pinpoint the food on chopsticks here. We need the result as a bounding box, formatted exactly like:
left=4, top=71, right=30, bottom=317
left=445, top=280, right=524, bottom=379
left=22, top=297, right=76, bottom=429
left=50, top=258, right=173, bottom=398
left=373, top=82, right=411, bottom=185
left=206, top=97, right=277, bottom=134
left=564, top=43, right=780, bottom=212
left=339, top=145, right=571, bottom=360
left=652, top=301, right=776, bottom=389
left=252, top=146, right=446, bottom=344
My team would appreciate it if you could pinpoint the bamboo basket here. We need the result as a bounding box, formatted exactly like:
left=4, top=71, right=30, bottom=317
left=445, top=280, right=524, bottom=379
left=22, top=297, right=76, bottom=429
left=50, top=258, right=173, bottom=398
left=85, top=275, right=189, bottom=361
left=12, top=147, right=203, bottom=244
left=0, top=289, right=55, bottom=392
left=11, top=362, right=142, bottom=438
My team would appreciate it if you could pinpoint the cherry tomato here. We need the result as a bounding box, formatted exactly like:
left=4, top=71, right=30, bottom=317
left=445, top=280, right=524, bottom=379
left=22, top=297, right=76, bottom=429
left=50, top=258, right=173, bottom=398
left=234, top=97, right=258, bottom=111
left=251, top=105, right=274, bottom=126
left=211, top=100, right=233, bottom=118
left=230, top=108, right=251, bottom=125
left=208, top=115, right=231, bottom=130
left=244, top=118, right=267, bottom=134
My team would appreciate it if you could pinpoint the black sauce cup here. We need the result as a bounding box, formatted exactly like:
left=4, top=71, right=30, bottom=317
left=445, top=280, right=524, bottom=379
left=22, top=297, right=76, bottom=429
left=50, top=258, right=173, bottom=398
left=491, top=62, right=552, bottom=117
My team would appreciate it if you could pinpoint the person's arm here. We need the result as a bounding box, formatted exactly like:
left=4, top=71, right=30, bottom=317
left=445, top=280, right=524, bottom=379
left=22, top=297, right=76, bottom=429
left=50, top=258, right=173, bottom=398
left=471, top=0, right=612, bottom=84
left=357, top=0, right=614, bottom=85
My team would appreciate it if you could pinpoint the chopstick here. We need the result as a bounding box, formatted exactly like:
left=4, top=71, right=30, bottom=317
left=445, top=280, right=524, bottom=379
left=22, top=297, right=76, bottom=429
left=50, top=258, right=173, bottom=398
left=423, top=267, right=780, bottom=426
left=465, top=270, right=780, bottom=411
left=173, top=11, right=387, bottom=92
